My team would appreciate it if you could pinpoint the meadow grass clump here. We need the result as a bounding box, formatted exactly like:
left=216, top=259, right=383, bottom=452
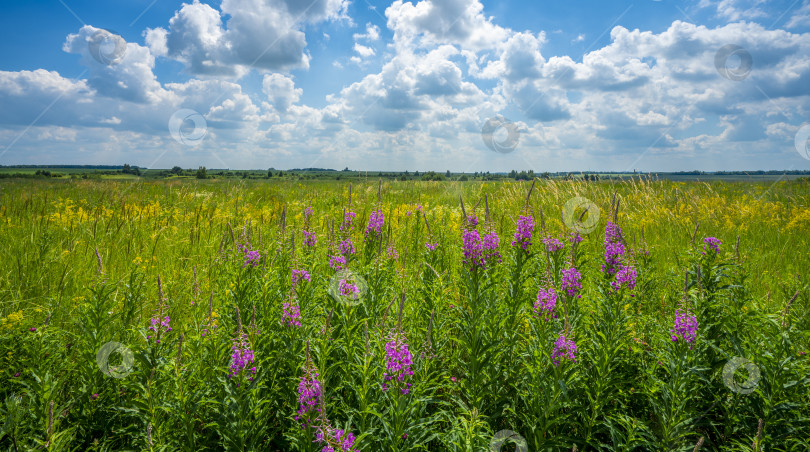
left=0, top=177, right=808, bottom=450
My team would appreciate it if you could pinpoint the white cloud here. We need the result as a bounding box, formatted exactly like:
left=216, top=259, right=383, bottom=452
left=354, top=23, right=381, bottom=41
left=385, top=0, right=510, bottom=51
left=262, top=73, right=302, bottom=113
left=146, top=0, right=350, bottom=78
left=354, top=43, right=376, bottom=58
left=699, top=0, right=769, bottom=21
left=787, top=1, right=810, bottom=28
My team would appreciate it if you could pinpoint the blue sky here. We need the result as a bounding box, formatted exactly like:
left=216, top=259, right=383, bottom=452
left=1, top=0, right=810, bottom=172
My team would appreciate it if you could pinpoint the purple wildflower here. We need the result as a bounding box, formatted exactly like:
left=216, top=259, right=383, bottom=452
left=484, top=232, right=502, bottom=263
left=542, top=236, right=565, bottom=253
left=568, top=231, right=583, bottom=244
left=365, top=210, right=384, bottom=237
left=425, top=241, right=439, bottom=251
left=340, top=211, right=357, bottom=232
left=670, top=310, right=698, bottom=347
left=702, top=237, right=721, bottom=255
left=283, top=301, right=302, bottom=327
left=611, top=266, right=637, bottom=292
left=302, top=231, right=317, bottom=248
left=605, top=221, right=623, bottom=244
left=147, top=316, right=171, bottom=344
left=534, top=288, right=558, bottom=321
left=511, top=215, right=535, bottom=251
left=91, top=393, right=99, bottom=401
left=315, top=426, right=359, bottom=452
left=561, top=267, right=583, bottom=298
left=462, top=229, right=484, bottom=268
left=304, top=206, right=313, bottom=219
left=551, top=333, right=577, bottom=366
left=382, top=332, right=414, bottom=394
left=329, top=255, right=346, bottom=270
left=295, top=365, right=321, bottom=425
left=229, top=333, right=257, bottom=381
left=387, top=245, right=399, bottom=259
left=29, top=327, right=37, bottom=332
left=601, top=241, right=625, bottom=276
left=339, top=279, right=360, bottom=298
left=237, top=243, right=261, bottom=268
left=338, top=238, right=355, bottom=256
left=292, top=269, right=311, bottom=288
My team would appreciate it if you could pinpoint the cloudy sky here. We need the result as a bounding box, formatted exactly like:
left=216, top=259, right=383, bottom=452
left=1, top=0, right=810, bottom=172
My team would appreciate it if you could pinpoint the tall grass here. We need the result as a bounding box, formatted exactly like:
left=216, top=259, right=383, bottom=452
left=0, top=177, right=808, bottom=451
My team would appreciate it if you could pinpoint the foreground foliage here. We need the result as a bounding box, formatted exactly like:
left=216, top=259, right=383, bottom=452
left=0, top=178, right=808, bottom=451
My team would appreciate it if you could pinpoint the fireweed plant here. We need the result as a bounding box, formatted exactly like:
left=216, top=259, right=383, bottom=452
left=1, top=179, right=809, bottom=451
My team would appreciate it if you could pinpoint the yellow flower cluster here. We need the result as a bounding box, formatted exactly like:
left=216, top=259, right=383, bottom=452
left=0, top=310, right=24, bottom=330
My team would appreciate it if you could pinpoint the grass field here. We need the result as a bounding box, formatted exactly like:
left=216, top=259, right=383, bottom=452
left=0, top=178, right=808, bottom=451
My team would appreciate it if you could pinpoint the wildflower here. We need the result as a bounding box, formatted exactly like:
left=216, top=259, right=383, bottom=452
left=229, top=333, right=257, bottom=381
left=237, top=243, right=261, bottom=268
left=605, top=221, right=623, bottom=244
left=365, top=210, right=384, bottom=237
left=601, top=241, right=625, bottom=276
left=340, top=211, right=357, bottom=232
left=551, top=333, right=577, bottom=366
left=329, top=255, right=346, bottom=270
left=315, top=426, right=359, bottom=452
left=292, top=269, right=311, bottom=288
left=534, top=288, right=558, bottom=321
left=611, top=266, right=637, bottom=292
left=481, top=231, right=501, bottom=264
left=568, top=231, right=583, bottom=244
left=29, top=327, right=37, bottom=332
left=387, top=245, right=399, bottom=259
left=542, top=236, right=564, bottom=253
left=561, top=267, right=582, bottom=297
left=702, top=237, right=722, bottom=255
left=465, top=214, right=478, bottom=228
left=295, top=366, right=321, bottom=425
left=147, top=316, right=171, bottom=344
left=450, top=376, right=457, bottom=383
left=91, top=393, right=99, bottom=401
left=283, top=302, right=302, bottom=327
left=382, top=332, right=414, bottom=394
left=670, top=310, right=698, bottom=347
left=338, top=238, right=355, bottom=256
left=511, top=215, right=535, bottom=251
left=339, top=279, right=360, bottom=298
left=304, top=205, right=313, bottom=219
left=462, top=229, right=484, bottom=268
left=425, top=241, right=439, bottom=251
left=302, top=230, right=317, bottom=248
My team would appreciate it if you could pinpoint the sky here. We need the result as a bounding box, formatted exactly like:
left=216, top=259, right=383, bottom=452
left=1, top=0, right=810, bottom=172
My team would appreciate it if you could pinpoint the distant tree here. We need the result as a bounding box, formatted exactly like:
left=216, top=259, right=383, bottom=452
left=343, top=167, right=350, bottom=172
left=170, top=166, right=183, bottom=176
left=414, top=170, right=420, bottom=177
left=459, top=174, right=469, bottom=181
left=446, top=170, right=451, bottom=178
left=541, top=172, right=550, bottom=179
left=196, top=166, right=207, bottom=179
left=404, top=170, right=410, bottom=177
left=267, top=168, right=274, bottom=178
left=122, top=164, right=132, bottom=174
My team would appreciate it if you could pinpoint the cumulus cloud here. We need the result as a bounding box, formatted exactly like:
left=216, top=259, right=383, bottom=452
left=385, top=0, right=510, bottom=51
left=146, top=0, right=350, bottom=78
left=262, top=73, right=302, bottom=113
